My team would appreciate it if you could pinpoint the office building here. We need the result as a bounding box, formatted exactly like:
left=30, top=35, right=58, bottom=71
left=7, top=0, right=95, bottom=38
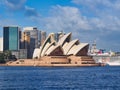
left=21, top=32, right=30, bottom=49
left=3, top=26, right=21, bottom=51
left=23, top=27, right=39, bottom=58
left=40, top=31, right=46, bottom=46
left=20, top=32, right=30, bottom=58
left=11, top=49, right=27, bottom=59
left=3, top=26, right=28, bottom=59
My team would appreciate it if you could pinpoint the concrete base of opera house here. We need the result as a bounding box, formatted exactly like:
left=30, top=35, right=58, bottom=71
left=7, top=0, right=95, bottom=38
left=6, top=56, right=105, bottom=66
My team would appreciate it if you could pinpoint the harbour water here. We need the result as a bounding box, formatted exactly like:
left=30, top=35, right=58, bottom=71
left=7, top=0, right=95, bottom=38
left=0, top=66, right=120, bottom=90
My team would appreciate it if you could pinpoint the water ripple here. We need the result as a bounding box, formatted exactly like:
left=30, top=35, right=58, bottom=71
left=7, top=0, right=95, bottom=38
left=0, top=66, right=120, bottom=90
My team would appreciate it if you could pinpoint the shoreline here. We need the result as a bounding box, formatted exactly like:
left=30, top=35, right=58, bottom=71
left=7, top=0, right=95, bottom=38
left=0, top=64, right=7, bottom=66
left=0, top=63, right=105, bottom=67
left=0, top=56, right=106, bottom=67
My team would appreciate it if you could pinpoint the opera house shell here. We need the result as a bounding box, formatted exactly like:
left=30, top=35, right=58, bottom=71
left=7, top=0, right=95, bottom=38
left=33, top=32, right=89, bottom=58
left=32, top=32, right=101, bottom=66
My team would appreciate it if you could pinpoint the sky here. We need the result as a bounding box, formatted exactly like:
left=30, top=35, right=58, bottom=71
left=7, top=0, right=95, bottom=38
left=0, top=0, right=120, bottom=52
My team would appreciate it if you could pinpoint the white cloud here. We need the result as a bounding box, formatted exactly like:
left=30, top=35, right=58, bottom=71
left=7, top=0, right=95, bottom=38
left=5, top=0, right=26, bottom=11
left=72, top=0, right=120, bottom=31
left=91, top=15, right=120, bottom=31
left=72, top=0, right=118, bottom=8
left=72, top=0, right=120, bottom=16
left=42, top=4, right=120, bottom=34
left=2, top=0, right=40, bottom=20
left=43, top=5, right=92, bottom=33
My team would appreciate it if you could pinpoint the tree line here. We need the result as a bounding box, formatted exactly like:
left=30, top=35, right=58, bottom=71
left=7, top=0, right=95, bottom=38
left=0, top=50, right=17, bottom=64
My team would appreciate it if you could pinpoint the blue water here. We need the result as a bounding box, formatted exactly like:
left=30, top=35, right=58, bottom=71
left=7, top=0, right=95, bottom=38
left=0, top=66, right=120, bottom=90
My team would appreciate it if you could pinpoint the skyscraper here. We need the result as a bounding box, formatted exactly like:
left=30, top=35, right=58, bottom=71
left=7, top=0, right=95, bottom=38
left=23, top=27, right=39, bottom=58
left=40, top=31, right=46, bottom=46
left=3, top=26, right=21, bottom=51
left=20, top=32, right=30, bottom=58
left=21, top=32, right=30, bottom=49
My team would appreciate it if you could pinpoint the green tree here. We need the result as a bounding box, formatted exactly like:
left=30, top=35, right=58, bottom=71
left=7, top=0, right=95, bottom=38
left=0, top=53, right=5, bottom=63
left=4, top=50, right=12, bottom=61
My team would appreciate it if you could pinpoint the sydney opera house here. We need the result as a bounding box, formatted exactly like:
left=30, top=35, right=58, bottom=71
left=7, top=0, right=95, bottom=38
left=31, top=32, right=101, bottom=66
left=33, top=32, right=89, bottom=58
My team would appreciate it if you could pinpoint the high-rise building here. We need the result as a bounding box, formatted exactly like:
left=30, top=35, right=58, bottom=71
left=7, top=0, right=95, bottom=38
left=21, top=32, right=30, bottom=58
left=3, top=26, right=21, bottom=51
left=21, top=32, right=30, bottom=49
left=23, top=27, right=39, bottom=58
left=38, top=30, right=41, bottom=47
left=40, top=31, right=46, bottom=46
left=0, top=37, right=3, bottom=52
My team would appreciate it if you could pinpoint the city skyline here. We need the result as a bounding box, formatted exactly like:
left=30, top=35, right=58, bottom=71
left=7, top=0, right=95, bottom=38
left=0, top=0, right=120, bottom=51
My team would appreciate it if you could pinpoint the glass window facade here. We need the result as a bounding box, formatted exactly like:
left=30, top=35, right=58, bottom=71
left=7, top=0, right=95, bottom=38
left=3, top=27, right=19, bottom=51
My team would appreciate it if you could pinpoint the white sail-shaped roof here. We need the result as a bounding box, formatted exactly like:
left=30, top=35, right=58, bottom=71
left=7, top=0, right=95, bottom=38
left=57, top=33, right=71, bottom=46
left=40, top=33, right=55, bottom=57
left=41, top=42, right=55, bottom=57
left=67, top=45, right=77, bottom=55
left=63, top=42, right=69, bottom=50
left=46, top=45, right=64, bottom=55
left=74, top=43, right=89, bottom=55
left=33, top=32, right=90, bottom=58
left=45, top=45, right=55, bottom=55
left=33, top=48, right=41, bottom=59
left=63, top=39, right=79, bottom=55
left=67, top=43, right=88, bottom=55
left=45, top=45, right=64, bottom=56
